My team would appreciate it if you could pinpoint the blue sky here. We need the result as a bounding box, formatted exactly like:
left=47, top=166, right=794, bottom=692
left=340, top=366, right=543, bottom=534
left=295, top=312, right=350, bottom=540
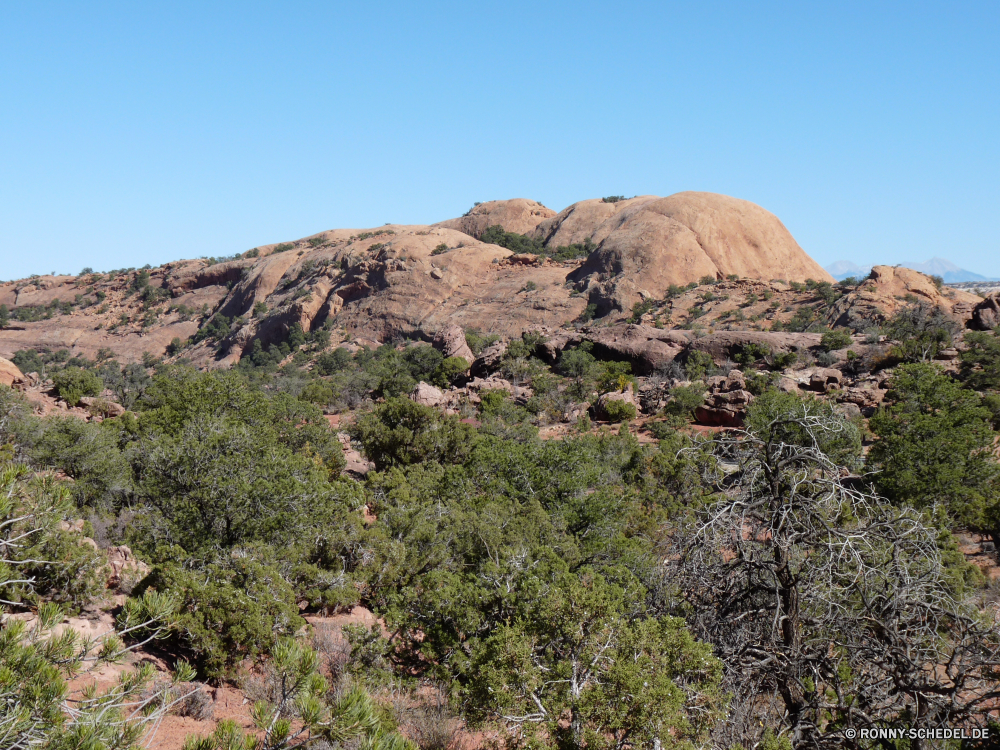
left=1, top=1, right=998, bottom=279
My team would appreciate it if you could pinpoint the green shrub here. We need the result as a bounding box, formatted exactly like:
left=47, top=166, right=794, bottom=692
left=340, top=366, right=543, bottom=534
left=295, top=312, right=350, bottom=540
left=813, top=281, right=838, bottom=306
left=628, top=298, right=654, bottom=323
left=431, top=243, right=449, bottom=255
left=350, top=397, right=479, bottom=470
left=0, top=464, right=106, bottom=611
left=464, top=328, right=500, bottom=356
left=130, top=270, right=150, bottom=293
left=579, top=303, right=598, bottom=322
left=301, top=380, right=335, bottom=405
left=603, top=399, right=637, bottom=422
left=137, top=558, right=304, bottom=679
left=869, top=363, right=999, bottom=531
left=733, top=342, right=771, bottom=366
left=432, top=356, right=469, bottom=387
left=770, top=351, right=798, bottom=370
left=961, top=331, right=1000, bottom=391
left=684, top=350, right=715, bottom=381
left=479, top=225, right=595, bottom=261
left=316, top=347, right=354, bottom=375
left=478, top=390, right=508, bottom=417
left=745, top=370, right=779, bottom=396
left=784, top=306, right=817, bottom=332
left=820, top=329, right=852, bottom=351
left=12, top=349, right=44, bottom=375
left=191, top=314, right=231, bottom=344
left=664, top=384, right=706, bottom=419
left=816, top=351, right=837, bottom=367
left=698, top=275, right=717, bottom=286
left=746, top=390, right=862, bottom=469
left=597, top=361, right=635, bottom=394
left=884, top=304, right=958, bottom=362
left=51, top=367, right=102, bottom=406
left=601, top=195, right=625, bottom=203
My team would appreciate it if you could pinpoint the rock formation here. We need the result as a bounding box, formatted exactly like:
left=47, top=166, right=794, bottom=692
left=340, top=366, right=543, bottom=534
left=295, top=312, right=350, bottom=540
left=537, top=192, right=833, bottom=313
left=1, top=194, right=969, bottom=373
left=0, top=357, right=24, bottom=388
left=696, top=370, right=754, bottom=427
left=969, top=292, right=1000, bottom=331
left=433, top=199, right=555, bottom=239
left=829, top=265, right=980, bottom=328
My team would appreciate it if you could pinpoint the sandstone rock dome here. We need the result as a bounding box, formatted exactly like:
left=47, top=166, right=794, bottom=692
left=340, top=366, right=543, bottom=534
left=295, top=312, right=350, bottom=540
left=435, top=192, right=833, bottom=314
left=551, top=192, right=832, bottom=312
left=433, top=199, right=555, bottom=239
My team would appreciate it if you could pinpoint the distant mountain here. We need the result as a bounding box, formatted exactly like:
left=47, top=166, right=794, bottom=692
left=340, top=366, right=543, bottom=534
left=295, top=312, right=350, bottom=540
left=825, top=257, right=995, bottom=283
left=824, top=261, right=872, bottom=281
left=898, top=258, right=992, bottom=283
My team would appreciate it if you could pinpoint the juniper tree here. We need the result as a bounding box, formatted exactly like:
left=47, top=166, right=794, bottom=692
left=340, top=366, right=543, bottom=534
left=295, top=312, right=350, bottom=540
left=663, top=400, right=1000, bottom=749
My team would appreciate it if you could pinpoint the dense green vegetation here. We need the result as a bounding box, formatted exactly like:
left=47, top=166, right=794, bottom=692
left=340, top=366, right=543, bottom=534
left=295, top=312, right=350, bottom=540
left=7, top=313, right=1000, bottom=748
left=479, top=224, right=598, bottom=261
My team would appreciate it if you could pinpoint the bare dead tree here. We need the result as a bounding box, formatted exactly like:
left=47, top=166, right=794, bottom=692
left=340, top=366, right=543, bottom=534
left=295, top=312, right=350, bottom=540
left=660, top=406, right=1000, bottom=750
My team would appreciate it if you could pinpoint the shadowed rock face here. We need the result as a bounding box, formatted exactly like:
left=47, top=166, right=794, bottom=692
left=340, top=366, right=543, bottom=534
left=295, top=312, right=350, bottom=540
left=970, top=292, right=1000, bottom=331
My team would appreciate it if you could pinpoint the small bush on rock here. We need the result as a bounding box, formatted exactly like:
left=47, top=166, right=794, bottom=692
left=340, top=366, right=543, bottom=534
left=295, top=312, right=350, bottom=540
left=603, top=399, right=637, bottom=423
left=51, top=367, right=102, bottom=406
left=820, top=329, right=852, bottom=351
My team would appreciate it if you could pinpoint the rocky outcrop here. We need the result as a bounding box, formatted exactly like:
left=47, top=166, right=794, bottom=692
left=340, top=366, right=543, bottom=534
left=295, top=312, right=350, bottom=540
left=808, top=368, right=844, bottom=393
left=687, top=331, right=823, bottom=363
left=465, top=377, right=532, bottom=405
left=836, top=382, right=887, bottom=417
left=584, top=326, right=690, bottom=374
left=528, top=324, right=691, bottom=374
left=0, top=193, right=843, bottom=365
left=695, top=370, right=753, bottom=427
left=554, top=192, right=833, bottom=313
left=471, top=340, right=507, bottom=377
left=0, top=357, right=24, bottom=388
left=591, top=384, right=638, bottom=421
left=79, top=396, right=126, bottom=417
left=969, top=292, right=1000, bottom=331
left=830, top=266, right=981, bottom=328
left=106, top=545, right=150, bottom=591
left=168, top=259, right=252, bottom=296
left=435, top=199, right=555, bottom=239
left=411, top=382, right=445, bottom=407
left=432, top=324, right=474, bottom=363
left=218, top=252, right=303, bottom=319
left=532, top=196, right=655, bottom=247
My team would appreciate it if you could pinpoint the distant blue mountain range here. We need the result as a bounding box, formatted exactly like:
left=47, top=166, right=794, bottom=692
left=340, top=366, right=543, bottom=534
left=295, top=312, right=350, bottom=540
left=824, top=258, right=996, bottom=283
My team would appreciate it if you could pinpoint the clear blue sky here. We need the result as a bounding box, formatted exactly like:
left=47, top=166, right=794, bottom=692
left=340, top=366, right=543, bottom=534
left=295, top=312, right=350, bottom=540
left=2, top=1, right=998, bottom=280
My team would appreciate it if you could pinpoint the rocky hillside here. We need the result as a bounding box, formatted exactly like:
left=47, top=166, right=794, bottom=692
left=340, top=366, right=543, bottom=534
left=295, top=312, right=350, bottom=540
left=6, top=195, right=1000, bottom=750
left=0, top=191, right=855, bottom=367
